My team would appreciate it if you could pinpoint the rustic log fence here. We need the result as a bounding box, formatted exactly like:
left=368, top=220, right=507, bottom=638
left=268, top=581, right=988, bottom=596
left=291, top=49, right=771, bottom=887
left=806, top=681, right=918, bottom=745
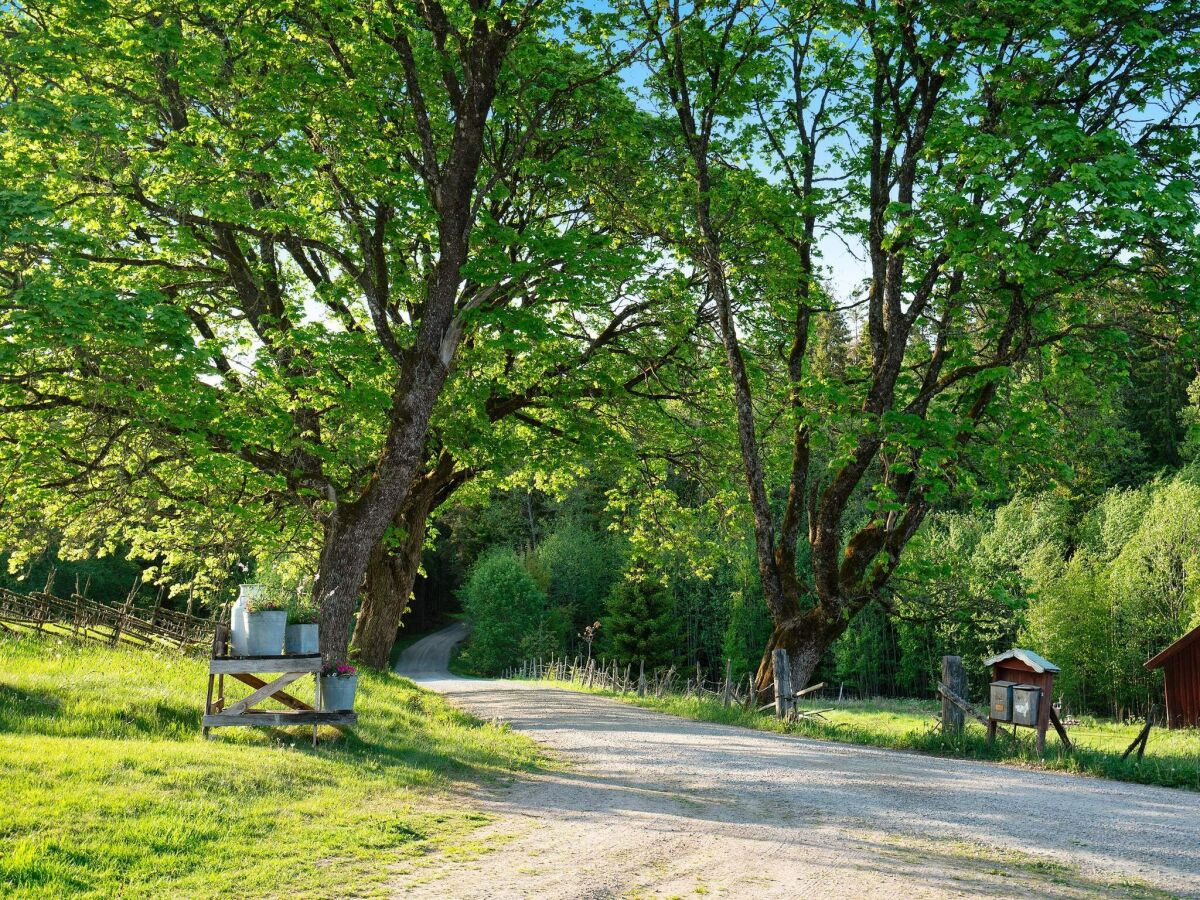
left=504, top=654, right=759, bottom=706
left=504, top=654, right=836, bottom=720
left=0, top=586, right=215, bottom=652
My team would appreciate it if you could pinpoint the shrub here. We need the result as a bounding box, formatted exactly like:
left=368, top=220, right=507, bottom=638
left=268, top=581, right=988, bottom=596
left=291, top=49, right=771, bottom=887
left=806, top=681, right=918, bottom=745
left=460, top=548, right=555, bottom=675
left=721, top=589, right=772, bottom=683
left=536, top=523, right=621, bottom=633
left=244, top=593, right=286, bottom=613
left=287, top=600, right=319, bottom=625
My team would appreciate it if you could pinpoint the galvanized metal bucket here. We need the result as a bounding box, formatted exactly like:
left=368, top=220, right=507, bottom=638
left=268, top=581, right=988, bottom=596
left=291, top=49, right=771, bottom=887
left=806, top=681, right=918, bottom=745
left=321, top=674, right=358, bottom=711
left=230, top=584, right=267, bottom=656
left=284, top=624, right=319, bottom=655
left=245, top=609, right=287, bottom=656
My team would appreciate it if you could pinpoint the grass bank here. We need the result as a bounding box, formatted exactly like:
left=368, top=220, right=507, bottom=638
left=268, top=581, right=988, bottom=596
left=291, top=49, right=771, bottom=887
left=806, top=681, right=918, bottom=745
left=0, top=634, right=542, bottom=899
left=524, top=679, right=1200, bottom=791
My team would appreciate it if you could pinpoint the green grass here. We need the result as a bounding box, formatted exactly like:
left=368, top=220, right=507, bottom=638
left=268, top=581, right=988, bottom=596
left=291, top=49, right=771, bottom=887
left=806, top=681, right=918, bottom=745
left=0, top=633, right=542, bottom=899
left=530, top=680, right=1200, bottom=791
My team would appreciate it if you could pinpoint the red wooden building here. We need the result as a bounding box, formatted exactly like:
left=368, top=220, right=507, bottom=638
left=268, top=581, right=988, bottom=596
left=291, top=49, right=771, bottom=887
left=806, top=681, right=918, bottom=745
left=1145, top=624, right=1200, bottom=729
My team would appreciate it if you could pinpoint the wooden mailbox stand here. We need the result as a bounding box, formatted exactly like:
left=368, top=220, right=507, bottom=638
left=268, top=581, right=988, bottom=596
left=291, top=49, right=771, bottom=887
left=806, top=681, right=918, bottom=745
left=984, top=648, right=1070, bottom=754
left=202, top=624, right=356, bottom=746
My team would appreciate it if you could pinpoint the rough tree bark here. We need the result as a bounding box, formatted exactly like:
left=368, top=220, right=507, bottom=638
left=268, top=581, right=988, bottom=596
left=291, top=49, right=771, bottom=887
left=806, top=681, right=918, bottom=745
left=350, top=456, right=468, bottom=668
left=314, top=8, right=520, bottom=662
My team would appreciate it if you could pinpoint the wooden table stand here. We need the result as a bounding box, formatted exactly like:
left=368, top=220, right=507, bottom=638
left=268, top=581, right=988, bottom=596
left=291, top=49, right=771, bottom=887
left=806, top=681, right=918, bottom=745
left=202, top=625, right=357, bottom=746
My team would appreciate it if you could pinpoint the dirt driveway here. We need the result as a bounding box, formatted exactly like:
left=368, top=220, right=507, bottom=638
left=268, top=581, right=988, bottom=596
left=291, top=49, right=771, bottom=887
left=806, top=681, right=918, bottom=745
left=393, top=624, right=1200, bottom=899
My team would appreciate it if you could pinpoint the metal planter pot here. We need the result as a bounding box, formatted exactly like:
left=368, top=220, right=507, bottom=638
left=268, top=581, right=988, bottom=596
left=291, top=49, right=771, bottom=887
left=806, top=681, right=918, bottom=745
left=284, top=623, right=319, bottom=655
left=245, top=610, right=287, bottom=656
left=321, top=674, right=358, bottom=711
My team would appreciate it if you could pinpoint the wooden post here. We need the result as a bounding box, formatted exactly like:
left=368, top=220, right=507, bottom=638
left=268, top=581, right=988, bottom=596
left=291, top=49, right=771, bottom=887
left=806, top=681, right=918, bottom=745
left=772, top=649, right=792, bottom=719
left=722, top=659, right=733, bottom=707
left=1121, top=705, right=1155, bottom=761
left=1036, top=684, right=1050, bottom=755
left=1049, top=705, right=1073, bottom=750
left=941, top=656, right=966, bottom=734
left=637, top=659, right=646, bottom=696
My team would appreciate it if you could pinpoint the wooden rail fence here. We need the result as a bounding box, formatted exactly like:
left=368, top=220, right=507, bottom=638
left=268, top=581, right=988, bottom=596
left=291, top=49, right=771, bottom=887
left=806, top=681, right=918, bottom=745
left=506, top=654, right=771, bottom=710
left=0, top=587, right=215, bottom=651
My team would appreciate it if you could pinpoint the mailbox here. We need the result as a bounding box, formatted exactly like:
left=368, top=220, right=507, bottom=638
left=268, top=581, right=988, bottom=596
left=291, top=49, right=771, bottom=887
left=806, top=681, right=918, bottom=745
left=990, top=680, right=1016, bottom=722
left=1012, top=684, right=1041, bottom=727
left=983, top=648, right=1061, bottom=754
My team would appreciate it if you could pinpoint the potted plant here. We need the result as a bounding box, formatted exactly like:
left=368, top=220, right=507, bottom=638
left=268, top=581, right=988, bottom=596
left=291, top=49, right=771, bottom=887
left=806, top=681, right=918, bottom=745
left=320, top=663, right=358, bottom=711
left=284, top=601, right=319, bottom=655
left=244, top=592, right=288, bottom=656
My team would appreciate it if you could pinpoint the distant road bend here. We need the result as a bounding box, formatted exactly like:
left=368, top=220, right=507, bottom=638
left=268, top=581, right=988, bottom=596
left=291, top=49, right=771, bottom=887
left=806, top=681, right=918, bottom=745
left=395, top=623, right=1200, bottom=899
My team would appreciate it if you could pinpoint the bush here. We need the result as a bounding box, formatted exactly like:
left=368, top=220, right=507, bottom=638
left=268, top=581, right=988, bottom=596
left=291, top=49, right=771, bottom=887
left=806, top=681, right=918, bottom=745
left=459, top=548, right=555, bottom=675
left=721, top=589, right=772, bottom=683
left=536, top=523, right=621, bottom=633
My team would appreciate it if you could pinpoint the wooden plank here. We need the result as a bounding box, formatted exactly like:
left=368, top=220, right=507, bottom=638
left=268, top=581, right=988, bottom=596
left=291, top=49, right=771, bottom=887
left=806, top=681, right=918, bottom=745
left=203, top=711, right=357, bottom=727
left=209, top=655, right=321, bottom=674
left=229, top=673, right=314, bottom=711
left=1122, top=705, right=1154, bottom=761
left=1048, top=705, right=1073, bottom=750
left=222, top=672, right=304, bottom=716
left=772, top=649, right=792, bottom=719
left=937, top=682, right=991, bottom=728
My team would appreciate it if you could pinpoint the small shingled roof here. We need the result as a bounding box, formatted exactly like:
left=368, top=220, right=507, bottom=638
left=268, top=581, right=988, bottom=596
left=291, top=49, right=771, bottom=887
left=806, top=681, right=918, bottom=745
left=983, top=648, right=1060, bottom=673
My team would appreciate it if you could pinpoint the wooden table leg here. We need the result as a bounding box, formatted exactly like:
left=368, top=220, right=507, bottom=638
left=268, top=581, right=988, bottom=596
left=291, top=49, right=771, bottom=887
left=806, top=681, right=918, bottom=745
left=204, top=673, right=215, bottom=739
left=313, top=672, right=320, bottom=748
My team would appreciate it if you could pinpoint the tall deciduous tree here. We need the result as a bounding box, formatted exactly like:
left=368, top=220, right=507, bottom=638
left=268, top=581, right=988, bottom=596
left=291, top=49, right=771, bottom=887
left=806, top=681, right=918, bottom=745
left=0, top=0, right=657, bottom=661
left=625, top=0, right=1200, bottom=690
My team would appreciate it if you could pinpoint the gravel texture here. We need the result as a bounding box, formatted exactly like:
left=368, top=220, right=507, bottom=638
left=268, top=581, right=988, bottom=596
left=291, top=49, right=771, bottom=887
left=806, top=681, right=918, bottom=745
left=393, top=623, right=1200, bottom=899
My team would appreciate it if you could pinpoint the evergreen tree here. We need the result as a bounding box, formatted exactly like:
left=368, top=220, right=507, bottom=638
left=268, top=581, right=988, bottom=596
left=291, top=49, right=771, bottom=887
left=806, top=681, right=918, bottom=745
left=599, top=577, right=680, bottom=671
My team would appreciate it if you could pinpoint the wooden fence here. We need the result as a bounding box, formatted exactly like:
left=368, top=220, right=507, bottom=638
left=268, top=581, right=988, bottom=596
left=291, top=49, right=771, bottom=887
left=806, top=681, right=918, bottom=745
left=505, top=654, right=765, bottom=709
left=0, top=587, right=216, bottom=652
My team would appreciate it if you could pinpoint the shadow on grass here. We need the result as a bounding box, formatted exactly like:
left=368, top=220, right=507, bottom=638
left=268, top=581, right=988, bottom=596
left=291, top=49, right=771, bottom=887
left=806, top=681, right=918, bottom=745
left=0, top=681, right=200, bottom=740
left=0, top=641, right=543, bottom=791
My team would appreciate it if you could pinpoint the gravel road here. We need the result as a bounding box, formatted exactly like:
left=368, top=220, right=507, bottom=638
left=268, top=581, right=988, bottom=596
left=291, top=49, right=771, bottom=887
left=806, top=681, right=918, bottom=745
left=394, top=623, right=1200, bottom=899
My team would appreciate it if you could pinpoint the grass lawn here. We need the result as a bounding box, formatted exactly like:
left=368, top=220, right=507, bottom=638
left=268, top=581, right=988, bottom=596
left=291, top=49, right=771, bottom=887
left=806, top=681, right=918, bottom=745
left=0, top=633, right=542, bottom=899
left=527, top=680, right=1200, bottom=791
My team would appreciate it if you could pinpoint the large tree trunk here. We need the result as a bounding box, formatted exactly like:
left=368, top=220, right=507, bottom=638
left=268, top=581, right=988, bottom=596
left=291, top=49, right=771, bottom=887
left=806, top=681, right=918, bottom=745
left=753, top=606, right=849, bottom=698
left=350, top=493, right=436, bottom=669
left=314, top=350, right=452, bottom=662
